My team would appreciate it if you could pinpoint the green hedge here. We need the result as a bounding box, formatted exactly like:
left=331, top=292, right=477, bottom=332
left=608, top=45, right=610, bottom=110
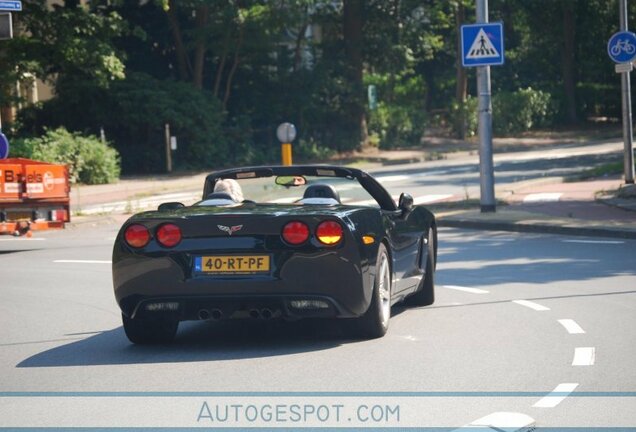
left=10, top=128, right=121, bottom=184
left=451, top=88, right=554, bottom=136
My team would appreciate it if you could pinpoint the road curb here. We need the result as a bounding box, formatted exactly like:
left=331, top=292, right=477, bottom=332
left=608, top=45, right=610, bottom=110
left=438, top=218, right=636, bottom=239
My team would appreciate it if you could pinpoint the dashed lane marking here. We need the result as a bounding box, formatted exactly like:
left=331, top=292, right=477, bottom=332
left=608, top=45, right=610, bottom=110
left=562, top=239, right=625, bottom=245
left=512, top=300, right=550, bottom=311
left=533, top=383, right=579, bottom=408
left=443, top=285, right=490, bottom=294
left=455, top=412, right=535, bottom=431
left=523, top=193, right=562, bottom=203
left=53, top=260, right=112, bottom=264
left=558, top=319, right=586, bottom=334
left=572, top=347, right=596, bottom=366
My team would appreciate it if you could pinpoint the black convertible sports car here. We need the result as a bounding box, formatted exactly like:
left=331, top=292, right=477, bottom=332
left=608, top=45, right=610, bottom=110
left=112, top=165, right=437, bottom=344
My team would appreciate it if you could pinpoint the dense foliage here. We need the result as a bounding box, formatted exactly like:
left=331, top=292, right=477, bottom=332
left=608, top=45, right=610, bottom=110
left=0, top=0, right=632, bottom=174
left=10, top=128, right=121, bottom=184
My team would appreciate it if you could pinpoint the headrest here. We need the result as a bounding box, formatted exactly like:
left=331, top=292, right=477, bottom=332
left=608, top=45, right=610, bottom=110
left=302, top=184, right=341, bottom=203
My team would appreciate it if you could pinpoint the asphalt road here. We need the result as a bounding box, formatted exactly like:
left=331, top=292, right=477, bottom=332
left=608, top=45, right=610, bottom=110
left=1, top=221, right=634, bottom=429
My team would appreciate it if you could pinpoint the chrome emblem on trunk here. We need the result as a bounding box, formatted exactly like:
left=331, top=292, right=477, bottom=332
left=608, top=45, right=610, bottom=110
left=217, top=224, right=243, bottom=236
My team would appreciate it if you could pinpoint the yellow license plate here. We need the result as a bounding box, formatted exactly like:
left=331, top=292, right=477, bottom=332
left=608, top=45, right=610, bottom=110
left=196, top=255, right=270, bottom=274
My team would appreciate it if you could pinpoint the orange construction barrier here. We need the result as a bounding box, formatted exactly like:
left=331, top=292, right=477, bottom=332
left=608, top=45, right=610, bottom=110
left=0, top=158, right=70, bottom=236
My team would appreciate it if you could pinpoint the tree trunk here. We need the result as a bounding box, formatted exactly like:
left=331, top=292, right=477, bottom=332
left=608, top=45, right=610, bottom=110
left=343, top=0, right=367, bottom=148
left=166, top=0, right=192, bottom=82
left=562, top=0, right=578, bottom=124
left=293, top=22, right=309, bottom=72
left=192, top=5, right=209, bottom=89
left=455, top=1, right=468, bottom=139
left=223, top=24, right=244, bottom=111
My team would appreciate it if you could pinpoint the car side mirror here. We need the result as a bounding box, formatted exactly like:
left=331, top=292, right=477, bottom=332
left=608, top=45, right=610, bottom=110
left=158, top=202, right=185, bottom=211
left=398, top=193, right=414, bottom=214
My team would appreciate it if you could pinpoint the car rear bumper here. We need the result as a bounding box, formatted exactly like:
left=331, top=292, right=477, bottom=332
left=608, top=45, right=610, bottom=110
left=113, top=252, right=374, bottom=320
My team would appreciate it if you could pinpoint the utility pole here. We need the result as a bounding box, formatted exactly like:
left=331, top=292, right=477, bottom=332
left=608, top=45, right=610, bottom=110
left=620, top=0, right=635, bottom=184
left=476, top=0, right=496, bottom=212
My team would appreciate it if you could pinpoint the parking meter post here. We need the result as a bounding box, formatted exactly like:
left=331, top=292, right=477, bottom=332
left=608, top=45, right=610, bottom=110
left=476, top=0, right=496, bottom=212
left=620, top=0, right=635, bottom=184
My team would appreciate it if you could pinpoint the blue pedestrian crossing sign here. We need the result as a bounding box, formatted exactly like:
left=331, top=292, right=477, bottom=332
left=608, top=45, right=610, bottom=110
left=461, top=23, right=504, bottom=67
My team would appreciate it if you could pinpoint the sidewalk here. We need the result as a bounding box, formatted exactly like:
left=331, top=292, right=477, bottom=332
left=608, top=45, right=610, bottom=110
left=67, top=148, right=636, bottom=239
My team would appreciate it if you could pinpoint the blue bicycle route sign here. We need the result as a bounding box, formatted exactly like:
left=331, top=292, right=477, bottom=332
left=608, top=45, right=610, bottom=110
left=0, top=1, right=21, bottom=11
left=607, top=31, right=636, bottom=63
left=461, top=22, right=504, bottom=67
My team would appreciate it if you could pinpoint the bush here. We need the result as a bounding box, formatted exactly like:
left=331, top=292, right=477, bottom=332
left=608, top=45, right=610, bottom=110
left=451, top=88, right=553, bottom=137
left=10, top=128, right=120, bottom=184
left=493, top=87, right=553, bottom=134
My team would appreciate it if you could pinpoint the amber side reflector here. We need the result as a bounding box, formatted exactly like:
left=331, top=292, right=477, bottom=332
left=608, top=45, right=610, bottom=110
left=362, top=235, right=375, bottom=245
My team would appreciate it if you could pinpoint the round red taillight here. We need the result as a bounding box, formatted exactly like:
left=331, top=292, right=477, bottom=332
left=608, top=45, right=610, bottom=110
left=156, top=223, right=182, bottom=248
left=282, top=221, right=310, bottom=245
left=316, top=220, right=343, bottom=245
left=124, top=224, right=150, bottom=248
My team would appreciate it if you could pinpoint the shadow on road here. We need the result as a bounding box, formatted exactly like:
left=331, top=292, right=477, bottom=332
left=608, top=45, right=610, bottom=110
left=436, top=229, right=636, bottom=287
left=16, top=318, right=363, bottom=368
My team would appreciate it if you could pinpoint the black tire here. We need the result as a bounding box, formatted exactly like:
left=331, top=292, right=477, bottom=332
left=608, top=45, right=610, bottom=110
left=407, top=229, right=435, bottom=306
left=122, top=314, right=179, bottom=344
left=352, top=243, right=392, bottom=339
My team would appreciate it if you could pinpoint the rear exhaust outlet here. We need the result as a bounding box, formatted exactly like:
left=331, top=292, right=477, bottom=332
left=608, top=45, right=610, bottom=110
left=198, top=309, right=211, bottom=320
left=261, top=308, right=273, bottom=320
left=249, top=309, right=260, bottom=319
left=210, top=309, right=223, bottom=321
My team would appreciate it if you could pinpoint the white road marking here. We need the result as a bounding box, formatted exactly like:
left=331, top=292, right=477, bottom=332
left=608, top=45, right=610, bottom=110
left=533, top=383, right=579, bottom=408
left=523, top=192, right=562, bottom=203
left=572, top=347, right=596, bottom=366
left=455, top=412, right=536, bottom=431
left=558, top=319, right=586, bottom=334
left=376, top=175, right=409, bottom=183
left=512, top=299, right=550, bottom=311
left=54, top=260, right=112, bottom=264
left=349, top=194, right=452, bottom=207
left=562, top=239, right=625, bottom=245
left=0, top=238, right=46, bottom=241
left=413, top=194, right=454, bottom=204
left=443, top=285, right=490, bottom=294
left=396, top=335, right=419, bottom=341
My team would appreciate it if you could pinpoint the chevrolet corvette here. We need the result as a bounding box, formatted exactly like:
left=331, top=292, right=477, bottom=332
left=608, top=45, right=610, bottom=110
left=112, top=165, right=437, bottom=344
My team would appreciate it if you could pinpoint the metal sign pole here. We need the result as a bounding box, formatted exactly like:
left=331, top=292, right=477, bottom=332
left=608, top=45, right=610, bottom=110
left=476, top=0, right=496, bottom=212
left=620, top=0, right=635, bottom=184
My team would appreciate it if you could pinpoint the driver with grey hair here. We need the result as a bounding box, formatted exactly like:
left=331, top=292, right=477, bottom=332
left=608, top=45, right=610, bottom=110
left=213, top=178, right=244, bottom=202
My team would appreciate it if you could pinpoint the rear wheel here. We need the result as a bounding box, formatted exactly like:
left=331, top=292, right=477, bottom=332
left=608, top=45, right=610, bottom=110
left=122, top=314, right=178, bottom=344
left=353, top=243, right=391, bottom=339
left=407, top=229, right=435, bottom=306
